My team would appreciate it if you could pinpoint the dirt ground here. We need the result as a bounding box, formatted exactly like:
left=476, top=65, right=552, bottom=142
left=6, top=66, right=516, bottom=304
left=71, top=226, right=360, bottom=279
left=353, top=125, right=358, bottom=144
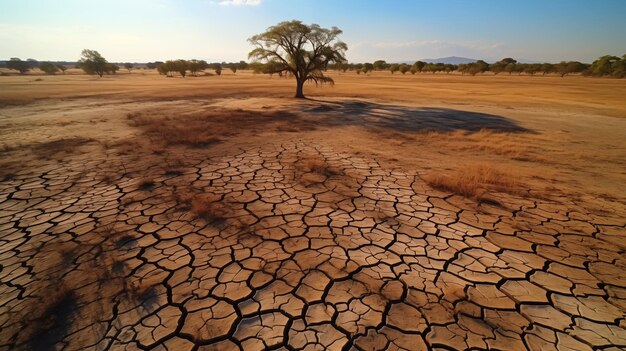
left=1, top=70, right=625, bottom=350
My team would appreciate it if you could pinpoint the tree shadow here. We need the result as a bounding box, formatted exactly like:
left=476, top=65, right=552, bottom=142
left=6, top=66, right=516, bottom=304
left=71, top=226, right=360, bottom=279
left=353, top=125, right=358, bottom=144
left=303, top=99, right=531, bottom=133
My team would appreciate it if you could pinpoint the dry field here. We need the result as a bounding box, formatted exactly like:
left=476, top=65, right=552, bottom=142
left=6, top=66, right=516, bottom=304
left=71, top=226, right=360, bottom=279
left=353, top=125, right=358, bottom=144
left=1, top=70, right=625, bottom=350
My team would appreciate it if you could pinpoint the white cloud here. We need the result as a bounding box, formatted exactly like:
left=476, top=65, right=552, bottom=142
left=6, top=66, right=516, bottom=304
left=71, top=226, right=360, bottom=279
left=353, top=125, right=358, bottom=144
left=218, top=0, right=261, bottom=6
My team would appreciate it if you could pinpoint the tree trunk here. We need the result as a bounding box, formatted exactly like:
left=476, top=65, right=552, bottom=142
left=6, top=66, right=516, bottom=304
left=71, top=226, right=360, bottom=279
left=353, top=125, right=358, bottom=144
left=295, top=79, right=305, bottom=98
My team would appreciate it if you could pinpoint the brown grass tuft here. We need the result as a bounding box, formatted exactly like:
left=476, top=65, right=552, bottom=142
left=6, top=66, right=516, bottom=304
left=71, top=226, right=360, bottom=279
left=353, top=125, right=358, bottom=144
left=299, top=157, right=327, bottom=174
left=424, top=164, right=520, bottom=199
left=297, top=155, right=341, bottom=176
left=190, top=193, right=230, bottom=223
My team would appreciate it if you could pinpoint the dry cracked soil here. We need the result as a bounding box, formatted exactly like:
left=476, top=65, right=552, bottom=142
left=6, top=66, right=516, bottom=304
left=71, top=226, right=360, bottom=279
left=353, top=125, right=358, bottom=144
left=1, top=74, right=626, bottom=351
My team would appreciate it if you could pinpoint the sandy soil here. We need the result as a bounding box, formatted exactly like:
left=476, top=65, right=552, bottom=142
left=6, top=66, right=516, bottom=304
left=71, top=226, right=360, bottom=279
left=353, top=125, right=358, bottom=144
left=1, top=70, right=625, bottom=350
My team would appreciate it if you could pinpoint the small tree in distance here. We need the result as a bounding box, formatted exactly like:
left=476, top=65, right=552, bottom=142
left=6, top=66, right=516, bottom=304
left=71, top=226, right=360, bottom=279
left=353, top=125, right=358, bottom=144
left=124, top=63, right=134, bottom=73
left=373, top=60, right=388, bottom=71
left=39, top=62, right=59, bottom=75
left=362, top=63, right=374, bottom=75
left=7, top=58, right=31, bottom=74
left=412, top=61, right=426, bottom=73
left=213, top=63, right=222, bottom=76
left=248, top=20, right=347, bottom=98
left=174, top=60, right=188, bottom=77
left=188, top=60, right=208, bottom=76
left=105, top=63, right=119, bottom=75
left=79, top=49, right=108, bottom=77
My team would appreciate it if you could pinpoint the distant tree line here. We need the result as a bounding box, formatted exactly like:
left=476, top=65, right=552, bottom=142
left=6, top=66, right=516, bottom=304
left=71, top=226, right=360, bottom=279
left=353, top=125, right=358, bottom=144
left=3, top=53, right=624, bottom=78
left=154, top=60, right=248, bottom=77
left=4, top=58, right=68, bottom=75
left=324, top=55, right=626, bottom=78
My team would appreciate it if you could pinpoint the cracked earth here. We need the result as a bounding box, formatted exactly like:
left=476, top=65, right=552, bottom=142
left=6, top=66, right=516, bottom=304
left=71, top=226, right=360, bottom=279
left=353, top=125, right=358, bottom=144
left=2, top=138, right=625, bottom=351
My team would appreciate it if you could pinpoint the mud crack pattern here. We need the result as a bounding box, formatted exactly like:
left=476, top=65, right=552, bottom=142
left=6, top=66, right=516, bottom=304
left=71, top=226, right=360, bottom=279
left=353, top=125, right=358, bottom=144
left=1, top=142, right=625, bottom=351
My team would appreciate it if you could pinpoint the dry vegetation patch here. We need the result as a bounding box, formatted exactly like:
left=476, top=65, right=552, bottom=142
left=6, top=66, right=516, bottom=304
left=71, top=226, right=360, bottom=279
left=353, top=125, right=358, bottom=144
left=424, top=164, right=521, bottom=200
left=126, top=108, right=312, bottom=149
left=191, top=193, right=230, bottom=222
left=173, top=190, right=235, bottom=224
left=32, top=137, right=94, bottom=155
left=416, top=128, right=541, bottom=160
left=295, top=154, right=343, bottom=186
left=2, top=136, right=95, bottom=161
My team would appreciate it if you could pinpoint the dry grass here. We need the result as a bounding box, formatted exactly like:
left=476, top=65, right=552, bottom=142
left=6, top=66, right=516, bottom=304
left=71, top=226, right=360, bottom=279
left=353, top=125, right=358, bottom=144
left=296, top=155, right=341, bottom=176
left=128, top=112, right=221, bottom=147
left=299, top=157, right=328, bottom=174
left=31, top=137, right=94, bottom=160
left=192, top=194, right=227, bottom=222
left=294, top=154, right=343, bottom=187
left=424, top=164, right=521, bottom=199
left=126, top=109, right=307, bottom=148
left=415, top=128, right=541, bottom=160
left=179, top=193, right=230, bottom=223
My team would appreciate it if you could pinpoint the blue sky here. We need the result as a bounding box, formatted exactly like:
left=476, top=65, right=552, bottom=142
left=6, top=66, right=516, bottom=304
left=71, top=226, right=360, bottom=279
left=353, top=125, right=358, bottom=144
left=1, top=0, right=625, bottom=63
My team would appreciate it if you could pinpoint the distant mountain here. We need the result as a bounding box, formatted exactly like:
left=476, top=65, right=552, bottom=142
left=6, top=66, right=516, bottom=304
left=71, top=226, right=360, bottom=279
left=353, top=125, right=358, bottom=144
left=420, top=56, right=478, bottom=64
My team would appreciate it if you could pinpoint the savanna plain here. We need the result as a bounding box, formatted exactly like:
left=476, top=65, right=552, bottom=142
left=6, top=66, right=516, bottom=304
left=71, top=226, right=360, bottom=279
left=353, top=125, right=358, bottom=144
left=1, top=70, right=626, bottom=350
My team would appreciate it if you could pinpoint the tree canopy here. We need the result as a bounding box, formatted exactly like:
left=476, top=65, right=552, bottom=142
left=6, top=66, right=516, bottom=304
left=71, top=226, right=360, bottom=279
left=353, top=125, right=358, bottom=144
left=248, top=20, right=347, bottom=98
left=78, top=49, right=108, bottom=77
left=39, top=62, right=59, bottom=75
left=7, top=58, right=31, bottom=74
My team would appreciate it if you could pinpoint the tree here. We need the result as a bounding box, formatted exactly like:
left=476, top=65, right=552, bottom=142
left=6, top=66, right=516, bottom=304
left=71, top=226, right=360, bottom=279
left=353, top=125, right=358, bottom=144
left=230, top=65, right=238, bottom=74
left=104, top=63, right=119, bottom=75
left=238, top=60, right=249, bottom=70
left=523, top=63, right=541, bottom=76
left=541, top=63, right=555, bottom=75
left=248, top=20, right=347, bottom=98
left=188, top=60, right=208, bottom=76
left=491, top=58, right=516, bottom=75
left=444, top=64, right=456, bottom=74
left=124, top=62, right=134, bottom=72
left=362, top=62, right=374, bottom=74
left=389, top=64, right=400, bottom=74
left=412, top=61, right=426, bottom=73
left=612, top=55, right=626, bottom=78
left=7, top=58, right=30, bottom=74
left=79, top=49, right=108, bottom=77
left=399, top=64, right=410, bottom=74
left=213, top=63, right=222, bottom=76
left=39, top=62, right=59, bottom=75
left=556, top=61, right=587, bottom=77
left=57, top=64, right=68, bottom=74
left=174, top=60, right=188, bottom=77
left=474, top=60, right=490, bottom=74
left=504, top=62, right=517, bottom=75
left=27, top=59, right=39, bottom=69
left=332, top=62, right=348, bottom=72
left=373, top=60, right=388, bottom=71
left=157, top=62, right=169, bottom=76
left=590, top=55, right=621, bottom=76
